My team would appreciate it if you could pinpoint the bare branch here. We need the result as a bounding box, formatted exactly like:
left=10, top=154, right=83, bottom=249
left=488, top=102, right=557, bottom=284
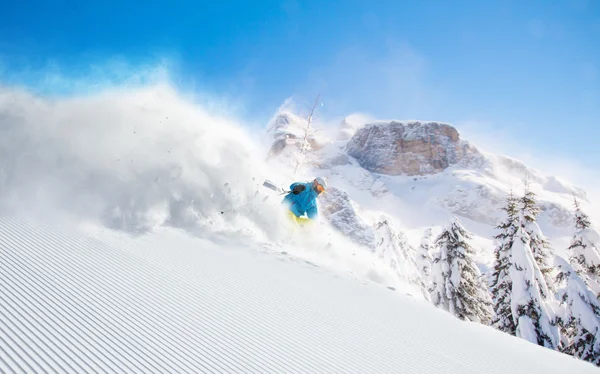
left=293, top=93, right=321, bottom=175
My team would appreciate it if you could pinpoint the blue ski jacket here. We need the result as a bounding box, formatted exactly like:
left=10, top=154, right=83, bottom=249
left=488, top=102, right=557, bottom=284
left=282, top=181, right=320, bottom=219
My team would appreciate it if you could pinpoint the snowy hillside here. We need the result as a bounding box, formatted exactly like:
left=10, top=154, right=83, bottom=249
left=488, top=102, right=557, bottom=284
left=262, top=105, right=600, bottom=366
left=1, top=213, right=597, bottom=373
left=1, top=84, right=599, bottom=370
left=263, top=108, right=597, bottom=264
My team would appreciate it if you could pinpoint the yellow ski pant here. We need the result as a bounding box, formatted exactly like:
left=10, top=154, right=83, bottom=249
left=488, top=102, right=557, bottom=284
left=286, top=210, right=315, bottom=227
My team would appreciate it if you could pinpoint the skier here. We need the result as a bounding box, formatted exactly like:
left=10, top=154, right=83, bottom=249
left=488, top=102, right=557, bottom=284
left=282, top=177, right=327, bottom=225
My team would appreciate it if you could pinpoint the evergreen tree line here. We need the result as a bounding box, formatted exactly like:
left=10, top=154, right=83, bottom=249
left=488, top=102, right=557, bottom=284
left=414, top=185, right=600, bottom=367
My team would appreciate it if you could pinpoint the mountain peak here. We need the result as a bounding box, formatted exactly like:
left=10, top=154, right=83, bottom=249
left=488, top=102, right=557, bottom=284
left=346, top=120, right=484, bottom=176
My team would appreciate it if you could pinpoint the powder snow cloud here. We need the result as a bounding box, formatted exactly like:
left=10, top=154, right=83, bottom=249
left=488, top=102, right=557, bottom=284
left=0, top=79, right=290, bottom=243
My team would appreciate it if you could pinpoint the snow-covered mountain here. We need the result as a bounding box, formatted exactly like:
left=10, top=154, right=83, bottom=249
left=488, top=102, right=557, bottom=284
left=261, top=106, right=600, bottom=366
left=263, top=109, right=595, bottom=267
left=1, top=85, right=599, bottom=370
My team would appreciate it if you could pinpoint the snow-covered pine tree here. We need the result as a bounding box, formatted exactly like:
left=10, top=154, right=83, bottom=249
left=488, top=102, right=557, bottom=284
left=374, top=216, right=430, bottom=300
left=555, top=256, right=600, bottom=365
left=429, top=217, right=493, bottom=324
left=568, top=197, right=600, bottom=300
left=416, top=228, right=433, bottom=281
left=519, top=183, right=555, bottom=295
left=509, top=223, right=559, bottom=349
left=490, top=191, right=519, bottom=335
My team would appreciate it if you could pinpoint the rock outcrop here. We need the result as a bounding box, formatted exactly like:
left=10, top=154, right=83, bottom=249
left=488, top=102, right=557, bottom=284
left=346, top=121, right=483, bottom=176
left=319, top=187, right=375, bottom=248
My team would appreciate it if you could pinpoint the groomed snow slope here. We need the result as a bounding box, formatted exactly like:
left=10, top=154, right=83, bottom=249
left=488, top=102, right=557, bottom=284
left=1, top=213, right=596, bottom=373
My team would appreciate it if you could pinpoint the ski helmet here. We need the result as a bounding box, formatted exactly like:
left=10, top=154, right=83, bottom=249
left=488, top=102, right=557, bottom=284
left=314, top=176, right=327, bottom=189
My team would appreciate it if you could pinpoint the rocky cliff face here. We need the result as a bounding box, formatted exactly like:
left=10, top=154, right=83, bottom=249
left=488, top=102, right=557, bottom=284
left=346, top=121, right=483, bottom=176
left=319, top=187, right=376, bottom=248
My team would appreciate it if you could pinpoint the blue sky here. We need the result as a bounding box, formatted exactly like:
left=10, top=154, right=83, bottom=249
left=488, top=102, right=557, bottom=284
left=1, top=0, right=599, bottom=169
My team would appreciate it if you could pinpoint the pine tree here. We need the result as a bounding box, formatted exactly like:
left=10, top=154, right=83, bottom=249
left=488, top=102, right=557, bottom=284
left=430, top=217, right=493, bottom=324
left=509, top=223, right=559, bottom=349
left=555, top=256, right=600, bottom=366
left=417, top=228, right=433, bottom=280
left=519, top=182, right=555, bottom=295
left=374, top=216, right=430, bottom=300
left=489, top=185, right=560, bottom=348
left=568, top=197, right=600, bottom=299
left=490, top=191, right=519, bottom=335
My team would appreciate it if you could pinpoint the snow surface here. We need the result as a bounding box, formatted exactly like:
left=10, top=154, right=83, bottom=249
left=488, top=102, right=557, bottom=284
left=0, top=83, right=598, bottom=372
left=1, top=213, right=597, bottom=373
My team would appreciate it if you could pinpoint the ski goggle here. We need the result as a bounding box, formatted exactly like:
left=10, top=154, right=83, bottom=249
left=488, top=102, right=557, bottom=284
left=313, top=180, right=325, bottom=194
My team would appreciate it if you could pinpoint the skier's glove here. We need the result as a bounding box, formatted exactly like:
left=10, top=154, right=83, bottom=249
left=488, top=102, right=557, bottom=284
left=292, top=184, right=306, bottom=195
